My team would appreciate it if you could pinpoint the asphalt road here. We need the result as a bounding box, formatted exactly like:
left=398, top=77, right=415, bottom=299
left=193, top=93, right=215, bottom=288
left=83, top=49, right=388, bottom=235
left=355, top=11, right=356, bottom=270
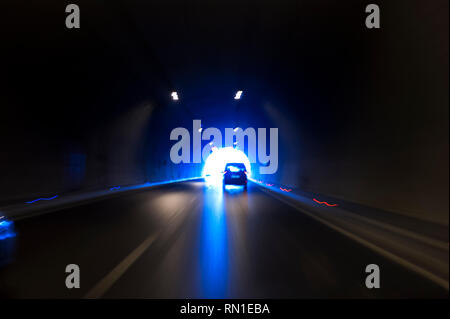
left=0, top=181, right=447, bottom=298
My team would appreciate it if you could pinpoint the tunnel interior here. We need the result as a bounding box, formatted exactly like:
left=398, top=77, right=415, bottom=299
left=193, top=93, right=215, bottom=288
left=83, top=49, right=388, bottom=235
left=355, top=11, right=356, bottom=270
left=0, top=0, right=448, bottom=225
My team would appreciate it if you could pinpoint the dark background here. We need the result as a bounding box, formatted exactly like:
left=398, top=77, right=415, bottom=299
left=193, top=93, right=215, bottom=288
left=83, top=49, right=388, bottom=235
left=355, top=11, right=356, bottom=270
left=0, top=0, right=448, bottom=224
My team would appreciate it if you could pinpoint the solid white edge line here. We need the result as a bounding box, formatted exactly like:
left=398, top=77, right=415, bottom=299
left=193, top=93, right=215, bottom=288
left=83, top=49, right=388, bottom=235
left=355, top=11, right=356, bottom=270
left=257, top=186, right=449, bottom=291
left=11, top=177, right=203, bottom=221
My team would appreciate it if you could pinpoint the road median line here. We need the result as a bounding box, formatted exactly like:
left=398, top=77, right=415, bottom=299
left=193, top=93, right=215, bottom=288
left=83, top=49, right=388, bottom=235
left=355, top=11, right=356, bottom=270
left=84, top=196, right=198, bottom=299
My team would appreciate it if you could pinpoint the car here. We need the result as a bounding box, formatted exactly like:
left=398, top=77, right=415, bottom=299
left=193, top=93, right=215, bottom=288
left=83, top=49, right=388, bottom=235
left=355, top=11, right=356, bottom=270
left=223, top=162, right=248, bottom=190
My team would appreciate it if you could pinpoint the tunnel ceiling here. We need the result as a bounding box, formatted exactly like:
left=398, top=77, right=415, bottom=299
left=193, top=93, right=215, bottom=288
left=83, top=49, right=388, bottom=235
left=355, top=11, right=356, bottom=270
left=2, top=0, right=447, bottom=152
left=3, top=0, right=368, bottom=126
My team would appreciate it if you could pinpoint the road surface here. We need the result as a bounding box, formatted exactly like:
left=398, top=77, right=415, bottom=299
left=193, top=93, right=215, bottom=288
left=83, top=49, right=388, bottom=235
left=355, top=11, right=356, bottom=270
left=0, top=180, right=446, bottom=298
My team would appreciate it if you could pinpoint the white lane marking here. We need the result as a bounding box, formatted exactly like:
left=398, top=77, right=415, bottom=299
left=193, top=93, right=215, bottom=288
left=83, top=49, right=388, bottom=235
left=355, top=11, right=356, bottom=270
left=253, top=183, right=447, bottom=250
left=84, top=232, right=159, bottom=299
left=84, top=196, right=198, bottom=299
left=258, top=186, right=449, bottom=291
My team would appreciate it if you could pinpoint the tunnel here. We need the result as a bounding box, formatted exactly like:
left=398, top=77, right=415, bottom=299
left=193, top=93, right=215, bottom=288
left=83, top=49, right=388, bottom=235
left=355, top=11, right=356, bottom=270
left=0, top=0, right=448, bottom=300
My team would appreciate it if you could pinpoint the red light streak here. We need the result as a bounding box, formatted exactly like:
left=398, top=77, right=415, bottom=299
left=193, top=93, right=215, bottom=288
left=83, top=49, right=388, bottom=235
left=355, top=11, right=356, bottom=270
left=313, top=198, right=338, bottom=207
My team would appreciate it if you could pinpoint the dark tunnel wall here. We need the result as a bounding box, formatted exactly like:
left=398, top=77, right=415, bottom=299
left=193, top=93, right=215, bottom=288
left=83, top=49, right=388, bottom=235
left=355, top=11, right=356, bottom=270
left=0, top=1, right=206, bottom=204
left=0, top=1, right=448, bottom=225
left=248, top=1, right=449, bottom=224
left=0, top=1, right=177, bottom=204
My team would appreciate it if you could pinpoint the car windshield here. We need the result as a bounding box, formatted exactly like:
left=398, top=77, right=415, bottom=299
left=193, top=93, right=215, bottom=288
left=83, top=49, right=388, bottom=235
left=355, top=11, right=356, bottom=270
left=225, top=163, right=246, bottom=172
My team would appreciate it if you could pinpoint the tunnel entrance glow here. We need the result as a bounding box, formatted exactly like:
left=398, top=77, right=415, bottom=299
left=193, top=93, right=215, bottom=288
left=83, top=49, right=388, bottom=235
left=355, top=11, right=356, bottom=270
left=202, top=147, right=251, bottom=185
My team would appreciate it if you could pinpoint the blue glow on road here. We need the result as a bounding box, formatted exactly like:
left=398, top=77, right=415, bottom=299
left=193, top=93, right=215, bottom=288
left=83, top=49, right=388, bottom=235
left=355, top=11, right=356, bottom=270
left=110, top=186, right=121, bottom=191
left=25, top=195, right=59, bottom=204
left=199, top=185, right=229, bottom=298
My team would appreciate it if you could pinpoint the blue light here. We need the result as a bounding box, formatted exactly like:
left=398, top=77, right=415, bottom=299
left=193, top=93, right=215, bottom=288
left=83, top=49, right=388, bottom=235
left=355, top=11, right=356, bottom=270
left=0, top=218, right=16, bottom=241
left=25, top=195, right=59, bottom=204
left=110, top=186, right=121, bottom=191
left=0, top=216, right=16, bottom=267
left=199, top=185, right=228, bottom=298
left=223, top=184, right=246, bottom=193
